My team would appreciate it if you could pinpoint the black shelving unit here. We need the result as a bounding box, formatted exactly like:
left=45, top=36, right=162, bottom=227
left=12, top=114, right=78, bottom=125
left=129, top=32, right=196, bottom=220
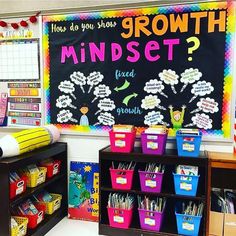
left=99, top=146, right=208, bottom=236
left=0, top=142, right=68, bottom=236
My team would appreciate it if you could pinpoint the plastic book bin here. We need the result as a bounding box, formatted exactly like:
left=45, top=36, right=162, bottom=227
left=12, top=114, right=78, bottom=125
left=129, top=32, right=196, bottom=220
left=10, top=175, right=27, bottom=199
left=175, top=212, right=202, bottom=236
left=139, top=170, right=164, bottom=193
left=107, top=207, right=133, bottom=229
left=11, top=216, right=28, bottom=236
left=176, top=130, right=202, bottom=157
left=109, top=130, right=136, bottom=153
left=19, top=204, right=46, bottom=229
left=40, top=160, right=61, bottom=179
left=138, top=208, right=165, bottom=232
left=173, top=173, right=199, bottom=196
left=141, top=132, right=167, bottom=155
left=110, top=168, right=134, bottom=190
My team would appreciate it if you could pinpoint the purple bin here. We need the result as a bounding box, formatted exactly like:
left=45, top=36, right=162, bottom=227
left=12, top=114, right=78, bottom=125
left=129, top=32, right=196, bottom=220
left=139, top=170, right=164, bottom=193
left=138, top=208, right=164, bottom=231
left=141, top=132, right=167, bottom=155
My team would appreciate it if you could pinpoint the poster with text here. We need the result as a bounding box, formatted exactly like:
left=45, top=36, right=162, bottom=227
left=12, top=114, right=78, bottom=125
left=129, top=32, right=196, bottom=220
left=68, top=162, right=99, bottom=222
left=43, top=2, right=235, bottom=139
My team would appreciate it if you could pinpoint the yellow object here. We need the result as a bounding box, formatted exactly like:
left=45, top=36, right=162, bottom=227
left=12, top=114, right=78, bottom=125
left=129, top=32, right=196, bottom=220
left=24, top=167, right=47, bottom=188
left=9, top=88, right=39, bottom=96
left=11, top=216, right=28, bottom=236
left=39, top=194, right=62, bottom=215
left=12, top=128, right=51, bottom=155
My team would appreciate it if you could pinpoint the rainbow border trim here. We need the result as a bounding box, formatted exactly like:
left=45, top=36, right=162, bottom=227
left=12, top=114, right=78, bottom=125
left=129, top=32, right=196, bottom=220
left=43, top=2, right=235, bottom=137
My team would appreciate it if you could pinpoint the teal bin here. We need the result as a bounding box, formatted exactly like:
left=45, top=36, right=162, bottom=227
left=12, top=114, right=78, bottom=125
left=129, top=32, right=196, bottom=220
left=176, top=131, right=202, bottom=157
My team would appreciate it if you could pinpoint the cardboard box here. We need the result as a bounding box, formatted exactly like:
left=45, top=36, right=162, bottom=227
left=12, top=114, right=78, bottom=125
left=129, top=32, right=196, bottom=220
left=209, top=211, right=224, bottom=236
left=224, top=213, right=236, bottom=236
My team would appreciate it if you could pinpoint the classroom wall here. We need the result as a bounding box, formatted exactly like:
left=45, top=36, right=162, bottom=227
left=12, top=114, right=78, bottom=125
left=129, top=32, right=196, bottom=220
left=0, top=0, right=234, bottom=165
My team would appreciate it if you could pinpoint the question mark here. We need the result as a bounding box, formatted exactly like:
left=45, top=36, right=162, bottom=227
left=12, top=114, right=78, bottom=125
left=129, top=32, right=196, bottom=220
left=186, top=36, right=200, bottom=61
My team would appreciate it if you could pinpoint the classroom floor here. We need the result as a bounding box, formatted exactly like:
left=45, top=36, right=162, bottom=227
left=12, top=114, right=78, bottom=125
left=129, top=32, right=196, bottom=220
left=45, top=218, right=99, bottom=236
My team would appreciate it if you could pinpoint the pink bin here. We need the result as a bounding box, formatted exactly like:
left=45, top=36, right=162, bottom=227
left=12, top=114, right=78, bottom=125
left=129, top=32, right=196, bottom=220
left=107, top=207, right=133, bottom=229
left=138, top=208, right=164, bottom=231
left=141, top=132, right=167, bottom=155
left=139, top=170, right=164, bottom=193
left=109, top=130, right=136, bottom=153
left=110, top=168, right=134, bottom=190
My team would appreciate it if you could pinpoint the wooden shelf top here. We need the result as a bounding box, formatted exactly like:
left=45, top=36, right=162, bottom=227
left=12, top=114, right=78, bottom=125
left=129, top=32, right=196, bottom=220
left=208, top=151, right=236, bottom=169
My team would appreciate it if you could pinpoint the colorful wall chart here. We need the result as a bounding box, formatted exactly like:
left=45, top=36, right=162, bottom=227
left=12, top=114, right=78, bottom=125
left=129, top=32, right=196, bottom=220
left=69, top=162, right=99, bottom=222
left=43, top=2, right=235, bottom=138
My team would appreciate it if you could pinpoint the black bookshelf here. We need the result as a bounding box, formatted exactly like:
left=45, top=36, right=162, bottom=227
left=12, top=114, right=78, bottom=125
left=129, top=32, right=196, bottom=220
left=99, top=146, right=208, bottom=236
left=0, top=142, right=68, bottom=236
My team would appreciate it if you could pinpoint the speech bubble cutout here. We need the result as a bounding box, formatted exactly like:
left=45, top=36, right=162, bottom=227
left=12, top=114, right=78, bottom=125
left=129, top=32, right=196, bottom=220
left=159, top=69, right=179, bottom=94
left=70, top=71, right=86, bottom=93
left=56, top=95, right=76, bottom=109
left=141, top=95, right=160, bottom=110
left=144, top=111, right=164, bottom=126
left=97, top=112, right=115, bottom=126
left=192, top=113, right=212, bottom=129
left=196, top=97, right=219, bottom=113
left=144, top=79, right=168, bottom=98
left=189, top=80, right=214, bottom=103
left=180, top=68, right=202, bottom=92
left=58, top=80, right=76, bottom=99
left=57, top=109, right=78, bottom=123
left=92, top=84, right=111, bottom=103
left=95, top=98, right=116, bottom=115
left=87, top=71, right=104, bottom=93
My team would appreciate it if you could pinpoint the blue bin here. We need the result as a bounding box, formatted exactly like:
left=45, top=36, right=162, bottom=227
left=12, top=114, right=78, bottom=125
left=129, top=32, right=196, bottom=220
left=175, top=213, right=202, bottom=236
left=173, top=173, right=199, bottom=196
left=176, top=131, right=202, bottom=157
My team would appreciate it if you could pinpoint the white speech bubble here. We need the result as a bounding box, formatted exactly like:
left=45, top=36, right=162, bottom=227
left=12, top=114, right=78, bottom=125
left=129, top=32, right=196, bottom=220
left=159, top=69, right=179, bottom=94
left=180, top=68, right=202, bottom=92
left=192, top=113, right=213, bottom=129
left=144, top=111, right=164, bottom=126
left=92, top=84, right=111, bottom=103
left=141, top=95, right=160, bottom=110
left=144, top=79, right=168, bottom=98
left=87, top=71, right=104, bottom=93
left=70, top=71, right=86, bottom=93
left=58, top=80, right=76, bottom=99
left=57, top=109, right=78, bottom=123
left=191, top=97, right=219, bottom=114
left=56, top=95, right=76, bottom=109
left=96, top=112, right=115, bottom=126
left=95, top=98, right=116, bottom=115
left=189, top=81, right=214, bottom=103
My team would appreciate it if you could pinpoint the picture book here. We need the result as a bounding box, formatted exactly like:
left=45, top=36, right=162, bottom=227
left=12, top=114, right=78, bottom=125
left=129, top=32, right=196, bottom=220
left=68, top=161, right=99, bottom=222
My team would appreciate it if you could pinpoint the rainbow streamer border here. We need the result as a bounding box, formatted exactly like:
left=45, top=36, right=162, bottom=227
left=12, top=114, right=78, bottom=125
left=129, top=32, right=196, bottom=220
left=43, top=1, right=235, bottom=137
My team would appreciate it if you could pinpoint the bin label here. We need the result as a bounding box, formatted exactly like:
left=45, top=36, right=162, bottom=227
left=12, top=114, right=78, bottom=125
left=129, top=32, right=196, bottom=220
left=147, top=141, right=158, bottom=150
left=37, top=212, right=43, bottom=224
left=182, top=222, right=194, bottom=231
left=16, top=186, right=24, bottom=195
left=115, top=140, right=125, bottom=147
left=115, top=134, right=125, bottom=138
left=37, top=174, right=44, bottom=185
left=145, top=218, right=155, bottom=226
left=147, top=135, right=158, bottom=140
left=114, top=215, right=124, bottom=223
left=54, top=200, right=61, bottom=211
left=145, top=180, right=157, bottom=188
left=182, top=143, right=195, bottom=152
left=19, top=225, right=26, bottom=235
left=53, top=165, right=59, bottom=175
left=180, top=182, right=192, bottom=191
left=116, top=177, right=127, bottom=185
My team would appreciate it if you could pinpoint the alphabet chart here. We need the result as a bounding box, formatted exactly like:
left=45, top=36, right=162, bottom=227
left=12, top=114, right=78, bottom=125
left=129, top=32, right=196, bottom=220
left=43, top=2, right=236, bottom=139
left=0, top=39, right=39, bottom=81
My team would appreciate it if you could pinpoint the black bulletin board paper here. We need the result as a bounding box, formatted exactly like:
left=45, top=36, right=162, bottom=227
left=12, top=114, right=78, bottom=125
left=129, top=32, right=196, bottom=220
left=43, top=3, right=235, bottom=138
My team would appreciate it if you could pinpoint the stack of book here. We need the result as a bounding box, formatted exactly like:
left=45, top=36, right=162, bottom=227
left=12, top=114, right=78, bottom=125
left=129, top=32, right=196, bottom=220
left=144, top=125, right=167, bottom=134
left=112, top=124, right=134, bottom=133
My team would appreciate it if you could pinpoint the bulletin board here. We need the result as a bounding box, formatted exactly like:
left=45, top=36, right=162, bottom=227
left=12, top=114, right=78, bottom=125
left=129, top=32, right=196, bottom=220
left=43, top=1, right=236, bottom=139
